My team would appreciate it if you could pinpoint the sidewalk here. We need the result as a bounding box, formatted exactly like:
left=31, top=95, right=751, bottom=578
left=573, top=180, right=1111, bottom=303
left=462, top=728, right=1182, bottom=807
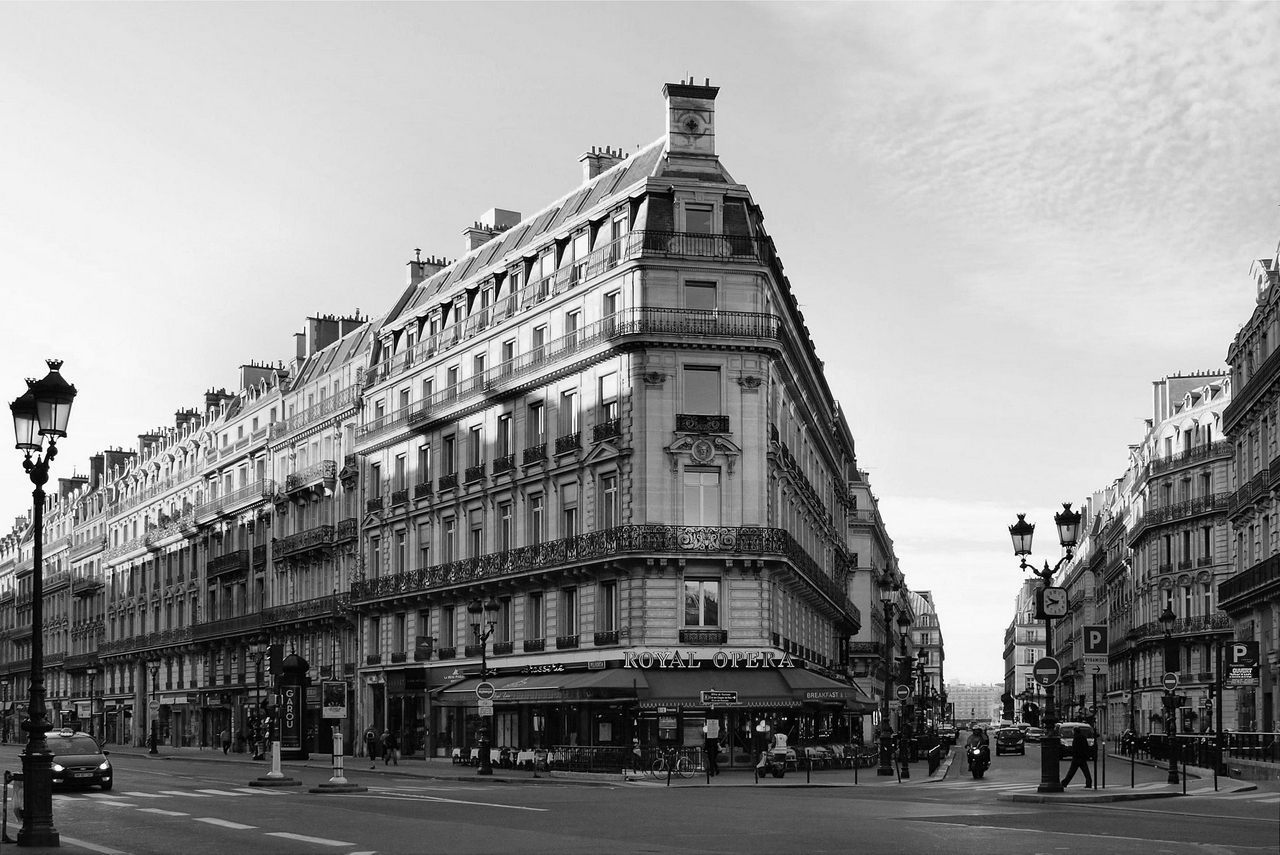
left=997, top=752, right=1258, bottom=804
left=101, top=743, right=958, bottom=788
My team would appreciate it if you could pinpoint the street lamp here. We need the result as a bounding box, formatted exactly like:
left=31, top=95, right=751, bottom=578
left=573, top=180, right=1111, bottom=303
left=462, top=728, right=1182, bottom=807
left=147, top=658, right=161, bottom=755
left=915, top=651, right=928, bottom=732
left=1010, top=502, right=1081, bottom=795
left=10, top=358, right=77, bottom=848
left=248, top=642, right=268, bottom=760
left=467, top=596, right=500, bottom=776
left=876, top=577, right=899, bottom=776
left=1158, top=605, right=1179, bottom=784
left=84, top=667, right=98, bottom=742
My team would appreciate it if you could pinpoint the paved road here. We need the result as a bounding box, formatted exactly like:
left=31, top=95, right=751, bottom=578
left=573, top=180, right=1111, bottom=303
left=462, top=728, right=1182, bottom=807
left=0, top=744, right=1273, bottom=854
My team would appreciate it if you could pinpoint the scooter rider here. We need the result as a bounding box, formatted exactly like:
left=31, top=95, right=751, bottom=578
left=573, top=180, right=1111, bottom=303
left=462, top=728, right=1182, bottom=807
left=965, top=726, right=990, bottom=770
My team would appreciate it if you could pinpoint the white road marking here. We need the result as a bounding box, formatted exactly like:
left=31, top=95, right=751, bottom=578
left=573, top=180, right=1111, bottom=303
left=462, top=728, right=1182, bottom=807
left=138, top=808, right=190, bottom=817
left=84, top=792, right=132, bottom=800
left=194, top=788, right=253, bottom=796
left=265, top=832, right=356, bottom=846
left=194, top=817, right=257, bottom=829
left=232, top=786, right=294, bottom=795
left=158, top=790, right=212, bottom=797
left=355, top=792, right=547, bottom=811
left=121, top=791, right=170, bottom=798
left=57, top=836, right=130, bottom=854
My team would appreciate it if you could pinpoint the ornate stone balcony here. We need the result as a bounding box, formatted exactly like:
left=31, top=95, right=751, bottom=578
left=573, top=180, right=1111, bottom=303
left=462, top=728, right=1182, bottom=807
left=285, top=460, right=337, bottom=494
left=275, top=524, right=334, bottom=557
left=207, top=550, right=249, bottom=578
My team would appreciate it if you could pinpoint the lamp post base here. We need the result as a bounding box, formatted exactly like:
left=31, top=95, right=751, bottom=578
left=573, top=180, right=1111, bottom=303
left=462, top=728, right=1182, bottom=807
left=1036, top=738, right=1062, bottom=794
left=876, top=732, right=894, bottom=776
left=17, top=748, right=59, bottom=848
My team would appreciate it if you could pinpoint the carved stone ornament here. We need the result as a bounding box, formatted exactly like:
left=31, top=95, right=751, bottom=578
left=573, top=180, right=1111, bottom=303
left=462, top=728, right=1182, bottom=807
left=642, top=371, right=667, bottom=386
left=665, top=433, right=742, bottom=476
left=737, top=375, right=763, bottom=390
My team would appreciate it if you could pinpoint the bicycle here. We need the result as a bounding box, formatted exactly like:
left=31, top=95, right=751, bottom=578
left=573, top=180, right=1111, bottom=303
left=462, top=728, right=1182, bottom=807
left=649, top=748, right=695, bottom=779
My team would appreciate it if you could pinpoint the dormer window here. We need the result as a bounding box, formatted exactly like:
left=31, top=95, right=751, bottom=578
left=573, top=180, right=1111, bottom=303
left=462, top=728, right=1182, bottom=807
left=686, top=203, right=714, bottom=234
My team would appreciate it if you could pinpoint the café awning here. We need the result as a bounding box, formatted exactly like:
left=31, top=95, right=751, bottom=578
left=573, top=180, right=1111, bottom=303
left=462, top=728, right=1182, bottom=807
left=434, top=669, right=644, bottom=706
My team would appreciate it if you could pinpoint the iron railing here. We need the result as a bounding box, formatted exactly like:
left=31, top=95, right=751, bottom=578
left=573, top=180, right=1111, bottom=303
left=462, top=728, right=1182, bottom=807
left=352, top=524, right=859, bottom=627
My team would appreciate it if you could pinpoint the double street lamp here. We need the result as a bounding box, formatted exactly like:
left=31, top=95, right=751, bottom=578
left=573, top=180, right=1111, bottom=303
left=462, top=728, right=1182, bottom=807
left=10, top=359, right=77, bottom=848
left=467, top=597, right=500, bottom=776
left=1009, top=502, right=1081, bottom=795
left=1158, top=605, right=1179, bottom=784
left=876, top=577, right=911, bottom=776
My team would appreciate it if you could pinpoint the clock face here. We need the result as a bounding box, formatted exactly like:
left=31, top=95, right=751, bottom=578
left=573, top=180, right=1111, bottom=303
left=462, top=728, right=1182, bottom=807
left=1042, top=587, right=1068, bottom=617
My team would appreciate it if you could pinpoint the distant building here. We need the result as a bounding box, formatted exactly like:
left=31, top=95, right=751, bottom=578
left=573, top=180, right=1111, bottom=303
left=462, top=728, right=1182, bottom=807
left=946, top=682, right=1003, bottom=725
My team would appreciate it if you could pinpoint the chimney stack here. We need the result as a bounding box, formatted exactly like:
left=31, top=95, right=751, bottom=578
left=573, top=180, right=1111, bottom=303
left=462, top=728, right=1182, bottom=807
left=579, top=145, right=627, bottom=181
left=408, top=252, right=450, bottom=287
left=90, top=453, right=104, bottom=490
left=664, top=78, right=720, bottom=166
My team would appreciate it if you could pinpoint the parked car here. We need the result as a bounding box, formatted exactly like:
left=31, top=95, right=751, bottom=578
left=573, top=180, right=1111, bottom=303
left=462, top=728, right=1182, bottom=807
left=994, top=727, right=1026, bottom=756
left=1054, top=721, right=1096, bottom=760
left=1024, top=726, right=1046, bottom=743
left=45, top=729, right=113, bottom=790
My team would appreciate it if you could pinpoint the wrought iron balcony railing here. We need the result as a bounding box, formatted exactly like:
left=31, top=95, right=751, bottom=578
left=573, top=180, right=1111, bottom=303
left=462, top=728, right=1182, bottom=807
left=556, top=634, right=580, bottom=649
left=492, top=454, right=516, bottom=475
left=366, top=496, right=384, bottom=513
left=679, top=629, right=728, bottom=645
left=269, top=386, right=358, bottom=441
left=493, top=641, right=514, bottom=656
left=263, top=593, right=349, bottom=625
left=438, top=473, right=458, bottom=491
left=465, top=464, right=485, bottom=484
left=1220, top=552, right=1280, bottom=608
left=676, top=414, right=730, bottom=434
left=554, top=433, right=580, bottom=456
left=391, top=488, right=410, bottom=506
left=592, top=419, right=621, bottom=443
left=414, top=481, right=433, bottom=500
left=352, top=524, right=860, bottom=628
left=276, top=525, right=335, bottom=557
left=284, top=460, right=337, bottom=493
left=523, top=638, right=546, bottom=653
left=523, top=444, right=547, bottom=465
left=207, top=550, right=249, bottom=577
left=593, top=630, right=619, bottom=646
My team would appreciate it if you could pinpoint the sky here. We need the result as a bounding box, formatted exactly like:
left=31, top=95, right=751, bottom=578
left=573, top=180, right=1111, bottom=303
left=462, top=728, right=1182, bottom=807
left=3, top=2, right=1279, bottom=685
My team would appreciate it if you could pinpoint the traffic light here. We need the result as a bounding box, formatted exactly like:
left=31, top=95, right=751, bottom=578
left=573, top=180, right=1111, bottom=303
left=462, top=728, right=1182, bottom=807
left=1208, top=684, right=1217, bottom=701
left=267, top=644, right=284, bottom=676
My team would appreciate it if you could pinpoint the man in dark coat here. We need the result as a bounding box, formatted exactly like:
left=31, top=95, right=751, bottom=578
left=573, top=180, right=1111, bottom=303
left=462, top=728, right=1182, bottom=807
left=1060, top=728, right=1094, bottom=788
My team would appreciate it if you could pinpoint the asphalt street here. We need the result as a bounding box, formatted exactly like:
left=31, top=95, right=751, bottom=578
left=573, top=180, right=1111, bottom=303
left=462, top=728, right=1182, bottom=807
left=0, top=744, right=1273, bottom=854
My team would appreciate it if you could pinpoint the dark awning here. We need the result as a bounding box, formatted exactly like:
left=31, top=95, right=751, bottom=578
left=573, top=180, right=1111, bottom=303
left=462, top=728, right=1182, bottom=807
left=434, top=669, right=644, bottom=706
left=639, top=670, right=800, bottom=709
left=780, top=669, right=877, bottom=712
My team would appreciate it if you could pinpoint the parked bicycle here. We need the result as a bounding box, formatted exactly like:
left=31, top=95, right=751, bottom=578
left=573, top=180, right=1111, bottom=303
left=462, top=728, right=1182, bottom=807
left=650, top=747, right=696, bottom=779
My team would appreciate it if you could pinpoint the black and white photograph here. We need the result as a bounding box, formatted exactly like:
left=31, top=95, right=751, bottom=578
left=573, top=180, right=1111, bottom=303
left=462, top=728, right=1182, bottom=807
left=0, top=2, right=1277, bottom=853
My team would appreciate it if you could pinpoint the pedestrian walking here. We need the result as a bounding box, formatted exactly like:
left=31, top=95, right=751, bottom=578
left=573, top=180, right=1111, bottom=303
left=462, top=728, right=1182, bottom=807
left=703, top=719, right=721, bottom=776
left=220, top=728, right=230, bottom=755
left=364, top=728, right=379, bottom=769
left=382, top=729, right=399, bottom=766
left=1060, top=728, right=1094, bottom=789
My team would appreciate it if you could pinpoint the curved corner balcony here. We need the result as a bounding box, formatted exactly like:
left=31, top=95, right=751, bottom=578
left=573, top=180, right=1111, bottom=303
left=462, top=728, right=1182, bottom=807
left=352, top=524, right=859, bottom=630
left=284, top=460, right=337, bottom=496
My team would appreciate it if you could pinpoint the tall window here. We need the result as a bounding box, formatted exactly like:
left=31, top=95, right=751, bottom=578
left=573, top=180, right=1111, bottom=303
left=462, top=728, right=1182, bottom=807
left=370, top=536, right=381, bottom=577
left=417, top=523, right=430, bottom=568
left=533, top=325, right=548, bottom=360
left=599, top=473, right=619, bottom=530
left=443, top=435, right=456, bottom=476
left=565, top=310, right=581, bottom=348
left=468, top=425, right=483, bottom=468
left=442, top=517, right=455, bottom=563
left=446, top=366, right=459, bottom=399
left=560, top=588, right=578, bottom=636
left=442, top=605, right=455, bottom=646
left=683, top=468, right=721, bottom=526
left=394, top=454, right=407, bottom=491
left=501, top=339, right=515, bottom=371
left=469, top=509, right=484, bottom=557
left=417, top=444, right=431, bottom=485
left=498, top=501, right=513, bottom=551
left=685, top=281, right=717, bottom=310
left=599, top=373, right=618, bottom=423
left=559, top=390, right=578, bottom=436
left=369, top=462, right=382, bottom=497
left=684, top=578, right=720, bottom=627
left=528, top=592, right=544, bottom=639
left=683, top=366, right=721, bottom=415
left=528, top=402, right=546, bottom=445
left=529, top=494, right=545, bottom=545
left=496, top=597, right=513, bottom=643
left=394, top=530, right=406, bottom=573
left=393, top=614, right=406, bottom=654
left=497, top=414, right=513, bottom=457
left=561, top=483, right=578, bottom=537
left=599, top=580, right=618, bottom=632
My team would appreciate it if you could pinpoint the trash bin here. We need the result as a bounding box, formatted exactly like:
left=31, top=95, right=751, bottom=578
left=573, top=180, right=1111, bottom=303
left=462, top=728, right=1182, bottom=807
left=6, top=770, right=23, bottom=821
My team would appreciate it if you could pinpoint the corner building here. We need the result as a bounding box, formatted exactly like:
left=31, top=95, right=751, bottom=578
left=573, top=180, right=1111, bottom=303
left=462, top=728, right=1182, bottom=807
left=353, top=81, right=868, bottom=764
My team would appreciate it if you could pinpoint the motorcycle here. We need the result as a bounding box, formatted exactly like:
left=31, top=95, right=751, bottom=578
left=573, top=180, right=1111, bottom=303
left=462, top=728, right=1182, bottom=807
left=966, top=744, right=989, bottom=779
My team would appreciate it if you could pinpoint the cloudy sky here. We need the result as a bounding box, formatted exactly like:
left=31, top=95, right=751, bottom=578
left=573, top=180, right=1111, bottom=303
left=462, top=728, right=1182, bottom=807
left=3, top=3, right=1277, bottom=684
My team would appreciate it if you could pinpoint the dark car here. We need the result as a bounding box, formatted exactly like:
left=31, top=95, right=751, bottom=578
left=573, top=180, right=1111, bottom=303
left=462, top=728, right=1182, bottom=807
left=994, top=727, right=1025, bottom=756
left=46, top=730, right=112, bottom=790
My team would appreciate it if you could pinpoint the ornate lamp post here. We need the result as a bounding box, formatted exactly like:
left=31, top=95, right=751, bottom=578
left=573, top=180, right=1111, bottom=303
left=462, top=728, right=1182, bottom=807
left=147, top=658, right=161, bottom=754
left=10, top=358, right=77, bottom=848
left=248, top=642, right=268, bottom=760
left=84, top=667, right=98, bottom=742
left=467, top=597, right=500, bottom=776
left=915, top=651, right=928, bottom=732
left=1010, top=502, right=1081, bottom=795
left=875, top=577, right=899, bottom=776
left=1159, top=605, right=1179, bottom=784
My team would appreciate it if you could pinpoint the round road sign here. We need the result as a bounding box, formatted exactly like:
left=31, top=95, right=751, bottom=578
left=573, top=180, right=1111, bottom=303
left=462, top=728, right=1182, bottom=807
left=895, top=684, right=911, bottom=701
left=1032, top=656, right=1061, bottom=687
left=475, top=681, right=496, bottom=701
left=1162, top=672, right=1179, bottom=692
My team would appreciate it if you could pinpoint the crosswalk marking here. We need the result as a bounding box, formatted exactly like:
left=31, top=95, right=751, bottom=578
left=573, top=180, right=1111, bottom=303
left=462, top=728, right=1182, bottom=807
left=158, top=790, right=212, bottom=797
left=121, top=792, right=169, bottom=798
left=265, top=832, right=355, bottom=847
left=194, top=817, right=257, bottom=830
left=194, top=789, right=253, bottom=797
left=232, top=786, right=294, bottom=795
left=137, top=808, right=189, bottom=817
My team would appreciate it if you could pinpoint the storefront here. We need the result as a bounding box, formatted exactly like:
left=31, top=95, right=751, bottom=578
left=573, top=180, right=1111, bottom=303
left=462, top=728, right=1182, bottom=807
left=430, top=651, right=873, bottom=767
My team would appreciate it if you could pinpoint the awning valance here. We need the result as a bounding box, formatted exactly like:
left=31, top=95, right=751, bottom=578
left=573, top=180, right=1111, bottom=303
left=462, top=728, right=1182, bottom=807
left=435, top=669, right=644, bottom=706
left=638, top=668, right=873, bottom=711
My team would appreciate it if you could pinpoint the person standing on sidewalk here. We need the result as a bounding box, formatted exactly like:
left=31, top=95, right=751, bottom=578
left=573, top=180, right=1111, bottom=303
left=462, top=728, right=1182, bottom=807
left=364, top=728, right=379, bottom=769
left=382, top=729, right=399, bottom=766
left=1060, top=728, right=1094, bottom=789
left=220, top=728, right=230, bottom=755
left=703, top=719, right=721, bottom=776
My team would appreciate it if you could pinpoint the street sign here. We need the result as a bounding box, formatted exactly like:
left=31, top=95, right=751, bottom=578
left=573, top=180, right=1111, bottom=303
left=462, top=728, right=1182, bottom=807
left=478, top=698, right=494, bottom=716
left=700, top=690, right=739, bottom=706
left=1162, top=672, right=1179, bottom=692
left=1083, top=625, right=1108, bottom=673
left=475, top=681, right=496, bottom=701
left=1226, top=641, right=1260, bottom=688
left=148, top=699, right=161, bottom=713
left=1086, top=662, right=1109, bottom=675
left=895, top=684, right=911, bottom=701
left=1032, top=656, right=1060, bottom=687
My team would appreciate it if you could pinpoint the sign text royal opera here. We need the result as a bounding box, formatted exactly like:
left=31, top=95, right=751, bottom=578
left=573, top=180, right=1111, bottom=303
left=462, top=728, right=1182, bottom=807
left=624, top=650, right=798, bottom=669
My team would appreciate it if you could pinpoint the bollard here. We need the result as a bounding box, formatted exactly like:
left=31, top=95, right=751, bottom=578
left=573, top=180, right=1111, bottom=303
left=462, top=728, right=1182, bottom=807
left=330, top=731, right=347, bottom=785
left=307, top=728, right=367, bottom=794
